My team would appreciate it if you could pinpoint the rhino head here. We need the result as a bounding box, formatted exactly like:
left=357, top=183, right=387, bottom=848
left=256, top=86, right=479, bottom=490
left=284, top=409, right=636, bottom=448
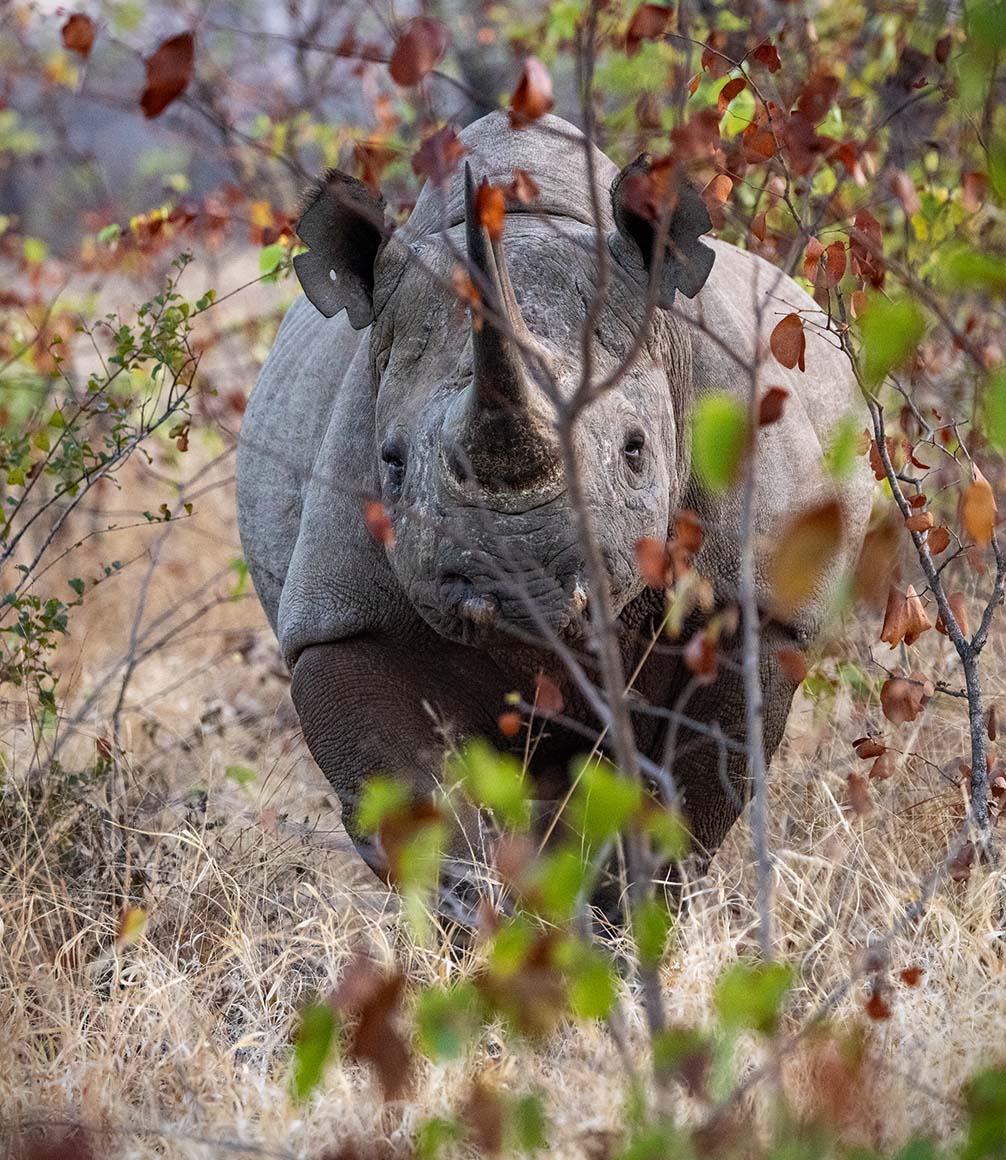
left=293, top=133, right=715, bottom=649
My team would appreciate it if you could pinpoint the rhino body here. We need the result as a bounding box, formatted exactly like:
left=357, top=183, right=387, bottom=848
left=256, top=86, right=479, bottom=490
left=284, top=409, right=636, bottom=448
left=237, top=113, right=872, bottom=903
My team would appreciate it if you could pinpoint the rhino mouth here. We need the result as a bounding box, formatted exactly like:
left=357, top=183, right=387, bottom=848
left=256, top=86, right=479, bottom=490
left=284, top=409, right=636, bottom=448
left=417, top=569, right=588, bottom=648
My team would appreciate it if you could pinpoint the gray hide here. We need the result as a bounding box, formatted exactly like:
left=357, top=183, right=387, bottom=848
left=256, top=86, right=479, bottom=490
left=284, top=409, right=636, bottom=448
left=237, top=112, right=872, bottom=908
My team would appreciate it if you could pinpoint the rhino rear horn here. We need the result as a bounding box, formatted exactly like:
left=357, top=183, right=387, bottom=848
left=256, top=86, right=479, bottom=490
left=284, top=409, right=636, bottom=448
left=609, top=155, right=715, bottom=307
left=293, top=170, right=389, bottom=328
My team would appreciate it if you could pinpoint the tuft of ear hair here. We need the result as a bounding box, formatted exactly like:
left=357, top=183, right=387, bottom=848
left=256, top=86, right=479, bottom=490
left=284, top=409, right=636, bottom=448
left=609, top=155, right=715, bottom=307
left=293, top=169, right=390, bottom=328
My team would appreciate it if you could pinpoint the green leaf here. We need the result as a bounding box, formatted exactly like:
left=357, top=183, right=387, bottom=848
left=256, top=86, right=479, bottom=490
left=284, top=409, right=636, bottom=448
left=225, top=764, right=256, bottom=786
left=634, top=898, right=672, bottom=969
left=982, top=369, right=1006, bottom=454
left=260, top=243, right=285, bottom=276
left=415, top=983, right=483, bottom=1061
left=290, top=1000, right=337, bottom=1103
left=558, top=941, right=618, bottom=1020
left=858, top=297, right=926, bottom=386
left=357, top=775, right=410, bottom=832
left=22, top=237, right=47, bottom=264
left=940, top=246, right=1006, bottom=296
left=510, top=1093, right=548, bottom=1152
left=569, top=758, right=642, bottom=844
left=98, top=223, right=121, bottom=244
left=68, top=578, right=85, bottom=597
left=690, top=394, right=748, bottom=492
left=416, top=1116, right=463, bottom=1160
left=533, top=847, right=591, bottom=921
left=964, top=1066, right=1006, bottom=1160
left=448, top=739, right=529, bottom=829
left=713, top=960, right=793, bottom=1034
left=644, top=806, right=689, bottom=860
left=823, top=411, right=862, bottom=479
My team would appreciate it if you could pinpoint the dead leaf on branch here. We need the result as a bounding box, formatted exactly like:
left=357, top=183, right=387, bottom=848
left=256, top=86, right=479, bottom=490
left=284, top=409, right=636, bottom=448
left=62, top=13, right=95, bottom=57
left=961, top=464, right=996, bottom=547
left=767, top=498, right=844, bottom=615
left=389, top=17, right=449, bottom=86
left=935, top=591, right=970, bottom=637
left=879, top=583, right=932, bottom=647
left=140, top=32, right=195, bottom=119
left=770, top=313, right=806, bottom=372
left=758, top=386, right=789, bottom=426
left=880, top=669, right=934, bottom=725
left=475, top=180, right=506, bottom=242
left=510, top=57, right=554, bottom=127
left=412, top=125, right=466, bottom=183
left=626, top=4, right=674, bottom=57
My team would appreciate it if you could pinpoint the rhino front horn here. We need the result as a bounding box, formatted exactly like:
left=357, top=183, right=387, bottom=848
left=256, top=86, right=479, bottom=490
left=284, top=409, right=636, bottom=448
left=448, top=164, right=559, bottom=492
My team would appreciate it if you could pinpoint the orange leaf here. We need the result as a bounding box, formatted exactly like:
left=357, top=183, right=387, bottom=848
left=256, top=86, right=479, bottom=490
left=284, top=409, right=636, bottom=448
left=510, top=57, right=554, bottom=127
left=635, top=537, right=668, bottom=587
left=803, top=237, right=824, bottom=282
left=900, top=966, right=923, bottom=987
left=961, top=464, right=996, bottom=547
left=475, top=180, right=506, bottom=241
left=362, top=500, right=395, bottom=546
left=905, top=510, right=934, bottom=533
left=880, top=669, right=933, bottom=725
left=767, top=499, right=844, bottom=615
left=853, top=736, right=886, bottom=759
left=497, top=711, right=522, bottom=738
left=389, top=17, right=448, bottom=86
left=880, top=583, right=932, bottom=647
left=717, top=77, right=747, bottom=115
left=936, top=591, right=970, bottom=637
left=140, top=32, right=195, bottom=119
left=770, top=312, right=806, bottom=372
left=62, top=12, right=95, bottom=57
left=750, top=212, right=767, bottom=242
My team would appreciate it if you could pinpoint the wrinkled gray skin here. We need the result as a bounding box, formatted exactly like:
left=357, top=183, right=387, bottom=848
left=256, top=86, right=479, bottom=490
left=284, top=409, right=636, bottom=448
left=237, top=113, right=872, bottom=912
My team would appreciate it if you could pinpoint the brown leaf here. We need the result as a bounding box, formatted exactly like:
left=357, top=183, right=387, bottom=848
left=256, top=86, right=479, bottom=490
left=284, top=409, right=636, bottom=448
left=868, top=750, right=897, bottom=780
left=704, top=173, right=734, bottom=206
left=507, top=169, right=540, bottom=204
left=927, top=526, right=951, bottom=555
left=853, top=736, right=886, bottom=759
left=905, top=510, right=934, bottom=533
left=535, top=672, right=564, bottom=715
left=751, top=212, right=767, bottom=242
left=803, top=237, right=825, bottom=282
left=850, top=289, right=869, bottom=319
left=900, top=965, right=924, bottom=986
left=758, top=386, right=789, bottom=426
left=823, top=241, right=847, bottom=287
left=865, top=987, right=891, bottom=1021
left=684, top=630, right=718, bottom=685
left=961, top=464, right=997, bottom=547
left=336, top=957, right=412, bottom=1099
left=475, top=179, right=506, bottom=242
left=362, top=500, right=394, bottom=546
left=463, top=1082, right=504, bottom=1154
left=635, top=537, right=669, bottom=587
left=987, top=703, right=998, bottom=742
left=880, top=669, right=934, bottom=725
left=412, top=124, right=466, bottom=183
left=509, top=57, right=554, bottom=127
left=767, top=499, right=844, bottom=615
left=935, top=34, right=952, bottom=64
left=850, top=208, right=885, bottom=288
left=389, top=17, right=448, bottom=86
left=140, top=32, right=195, bottom=119
left=626, top=3, right=674, bottom=56
left=962, top=171, right=989, bottom=213
left=717, top=77, right=747, bottom=115
left=752, top=41, right=781, bottom=73
left=776, top=646, right=808, bottom=684
left=847, top=771, right=871, bottom=816
left=770, top=312, right=806, bottom=372
left=936, top=591, right=970, bottom=637
left=62, top=12, right=95, bottom=57
left=948, top=840, right=975, bottom=882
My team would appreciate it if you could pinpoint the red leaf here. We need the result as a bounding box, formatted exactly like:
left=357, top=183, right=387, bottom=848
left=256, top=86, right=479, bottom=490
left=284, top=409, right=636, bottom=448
left=758, top=386, right=789, bottom=426
left=140, top=32, right=195, bottom=119
left=751, top=41, right=781, bottom=73
left=626, top=4, right=674, bottom=57
left=412, top=124, right=466, bottom=183
left=62, top=13, right=95, bottom=57
left=853, top=736, right=886, bottom=759
left=900, top=965, right=924, bottom=986
left=497, top=711, right=522, bottom=738
left=865, top=987, right=891, bottom=1021
left=803, top=237, right=825, bottom=282
left=934, top=34, right=952, bottom=64
left=824, top=241, right=847, bottom=287
left=770, top=313, right=806, bottom=372
left=389, top=17, right=449, bottom=86
left=535, top=673, right=564, bottom=715
left=717, top=77, right=746, bottom=115
left=509, top=57, right=554, bottom=127
left=962, top=171, right=989, bottom=213
left=507, top=169, right=540, bottom=204
left=475, top=179, right=506, bottom=242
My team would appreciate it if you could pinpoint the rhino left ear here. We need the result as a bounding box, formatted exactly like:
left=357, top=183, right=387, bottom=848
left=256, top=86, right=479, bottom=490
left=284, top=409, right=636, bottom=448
left=293, top=170, right=389, bottom=328
left=609, top=155, right=715, bottom=307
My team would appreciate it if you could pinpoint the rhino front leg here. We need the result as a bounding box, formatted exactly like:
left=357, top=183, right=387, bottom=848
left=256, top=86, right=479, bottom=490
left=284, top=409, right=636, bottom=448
left=645, top=620, right=801, bottom=876
left=290, top=635, right=507, bottom=908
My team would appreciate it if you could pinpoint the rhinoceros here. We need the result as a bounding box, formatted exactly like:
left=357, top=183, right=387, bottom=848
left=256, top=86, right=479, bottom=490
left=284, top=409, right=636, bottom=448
left=237, top=112, right=872, bottom=913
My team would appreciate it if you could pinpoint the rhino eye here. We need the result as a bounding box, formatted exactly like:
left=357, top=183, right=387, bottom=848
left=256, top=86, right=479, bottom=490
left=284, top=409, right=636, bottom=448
left=381, top=439, right=407, bottom=491
left=623, top=430, right=646, bottom=472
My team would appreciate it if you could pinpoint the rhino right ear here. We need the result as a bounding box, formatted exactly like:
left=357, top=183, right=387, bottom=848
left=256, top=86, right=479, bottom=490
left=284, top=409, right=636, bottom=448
left=608, top=155, right=715, bottom=307
left=293, top=170, right=389, bottom=328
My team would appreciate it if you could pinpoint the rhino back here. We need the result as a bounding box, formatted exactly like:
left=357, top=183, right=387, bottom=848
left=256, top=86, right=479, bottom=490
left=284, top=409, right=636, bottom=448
left=679, top=239, right=873, bottom=638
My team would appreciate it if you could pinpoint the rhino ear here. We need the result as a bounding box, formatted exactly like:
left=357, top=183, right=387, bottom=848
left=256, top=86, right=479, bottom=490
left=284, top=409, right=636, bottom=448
left=609, top=155, right=715, bottom=307
left=293, top=170, right=389, bottom=328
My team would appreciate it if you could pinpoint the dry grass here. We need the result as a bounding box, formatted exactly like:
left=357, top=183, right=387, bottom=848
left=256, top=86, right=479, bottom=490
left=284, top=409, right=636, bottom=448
left=3, top=435, right=1006, bottom=1158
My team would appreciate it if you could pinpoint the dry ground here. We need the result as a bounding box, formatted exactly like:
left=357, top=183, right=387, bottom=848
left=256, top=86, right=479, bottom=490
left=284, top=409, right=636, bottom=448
left=3, top=308, right=1005, bottom=1158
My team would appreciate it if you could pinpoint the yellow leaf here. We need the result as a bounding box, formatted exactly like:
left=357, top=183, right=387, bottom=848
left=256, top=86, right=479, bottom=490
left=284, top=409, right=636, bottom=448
left=961, top=465, right=996, bottom=548
left=116, top=905, right=148, bottom=947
